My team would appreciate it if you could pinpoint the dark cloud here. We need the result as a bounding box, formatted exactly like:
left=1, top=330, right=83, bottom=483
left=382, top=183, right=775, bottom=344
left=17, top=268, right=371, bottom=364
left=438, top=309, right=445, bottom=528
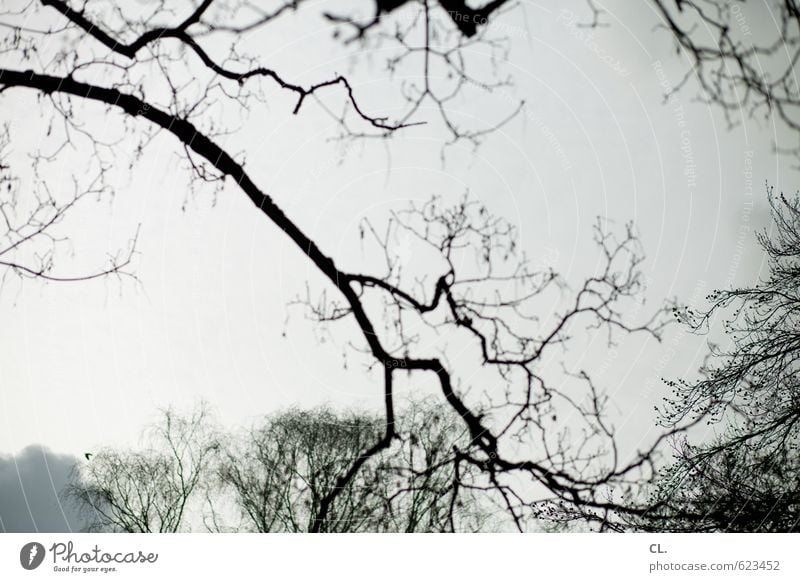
left=0, top=445, right=84, bottom=532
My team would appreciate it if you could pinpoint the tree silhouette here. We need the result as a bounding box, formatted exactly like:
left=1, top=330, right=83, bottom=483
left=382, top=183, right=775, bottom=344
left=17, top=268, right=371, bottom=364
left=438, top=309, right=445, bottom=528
left=67, top=401, right=491, bottom=532
left=214, top=400, right=490, bottom=532
left=640, top=189, right=800, bottom=532
left=1, top=1, right=698, bottom=531
left=648, top=0, right=800, bottom=157
left=638, top=437, right=800, bottom=531
left=65, top=404, right=218, bottom=533
left=0, top=124, right=135, bottom=284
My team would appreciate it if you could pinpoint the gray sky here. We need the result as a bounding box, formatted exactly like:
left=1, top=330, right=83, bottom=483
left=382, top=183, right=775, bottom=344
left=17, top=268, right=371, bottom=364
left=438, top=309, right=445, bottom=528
left=0, top=445, right=82, bottom=532
left=0, top=0, right=795, bottom=530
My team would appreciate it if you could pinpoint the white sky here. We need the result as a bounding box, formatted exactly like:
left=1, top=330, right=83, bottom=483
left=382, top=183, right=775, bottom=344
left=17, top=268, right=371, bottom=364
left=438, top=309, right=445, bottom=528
left=0, top=0, right=794, bottom=463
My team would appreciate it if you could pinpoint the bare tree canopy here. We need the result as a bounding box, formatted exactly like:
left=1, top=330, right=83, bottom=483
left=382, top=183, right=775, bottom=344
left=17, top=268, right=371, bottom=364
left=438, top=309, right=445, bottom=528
left=4, top=0, right=798, bottom=535
left=67, top=401, right=492, bottom=533
left=65, top=404, right=219, bottom=533
left=0, top=0, right=699, bottom=532
left=639, top=190, right=800, bottom=532
left=648, top=0, right=800, bottom=156
left=214, top=400, right=493, bottom=532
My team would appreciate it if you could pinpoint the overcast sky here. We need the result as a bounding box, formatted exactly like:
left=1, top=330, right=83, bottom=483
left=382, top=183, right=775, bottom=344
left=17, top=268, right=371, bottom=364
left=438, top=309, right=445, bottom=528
left=0, top=0, right=795, bottom=531
left=0, top=445, right=82, bottom=532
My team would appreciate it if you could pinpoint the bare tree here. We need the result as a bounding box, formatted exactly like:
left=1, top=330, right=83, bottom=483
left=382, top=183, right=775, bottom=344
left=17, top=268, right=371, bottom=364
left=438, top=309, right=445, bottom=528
left=215, top=399, right=489, bottom=532
left=66, top=400, right=489, bottom=533
left=637, top=438, right=800, bottom=531
left=1, top=1, right=691, bottom=532
left=647, top=0, right=800, bottom=157
left=639, top=189, right=800, bottom=532
left=378, top=398, right=492, bottom=532
left=217, top=407, right=387, bottom=533
left=65, top=404, right=219, bottom=532
left=0, top=123, right=135, bottom=287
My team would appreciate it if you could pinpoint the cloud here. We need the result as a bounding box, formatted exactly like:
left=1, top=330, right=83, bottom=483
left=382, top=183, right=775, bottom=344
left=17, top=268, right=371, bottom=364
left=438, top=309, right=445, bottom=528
left=0, top=445, right=84, bottom=532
